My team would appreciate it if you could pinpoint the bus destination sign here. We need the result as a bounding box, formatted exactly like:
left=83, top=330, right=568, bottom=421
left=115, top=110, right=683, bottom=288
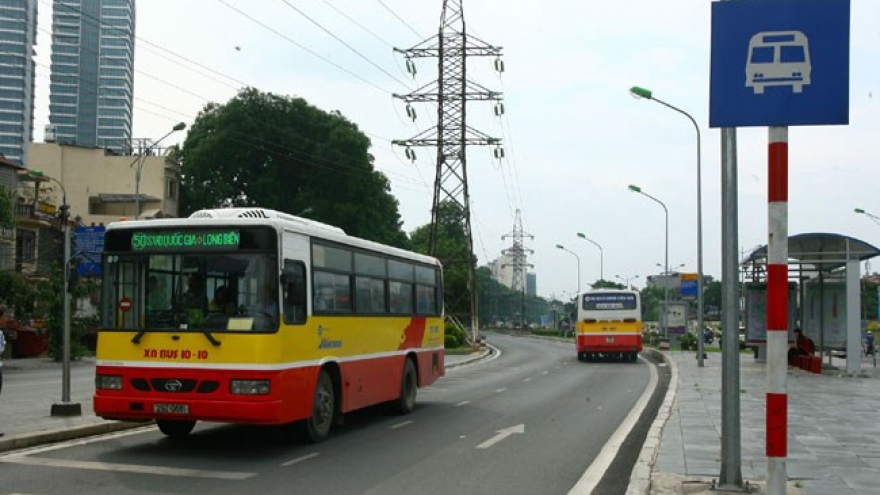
left=131, top=230, right=241, bottom=252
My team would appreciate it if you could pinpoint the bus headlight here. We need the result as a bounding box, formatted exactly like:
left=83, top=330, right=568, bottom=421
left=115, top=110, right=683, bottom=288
left=95, top=375, right=123, bottom=390
left=230, top=379, right=271, bottom=395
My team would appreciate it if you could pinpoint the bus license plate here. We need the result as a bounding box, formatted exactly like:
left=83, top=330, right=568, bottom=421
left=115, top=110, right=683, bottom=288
left=606, top=336, right=615, bottom=343
left=153, top=403, right=189, bottom=414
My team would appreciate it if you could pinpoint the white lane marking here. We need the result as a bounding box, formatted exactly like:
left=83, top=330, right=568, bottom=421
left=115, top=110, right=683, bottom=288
left=0, top=455, right=254, bottom=479
left=523, top=377, right=532, bottom=382
left=390, top=420, right=413, bottom=429
left=567, top=358, right=659, bottom=495
left=495, top=388, right=507, bottom=393
left=476, top=424, right=525, bottom=450
left=541, top=371, right=549, bottom=375
left=455, top=401, right=470, bottom=407
left=281, top=452, right=320, bottom=466
left=0, top=426, right=156, bottom=458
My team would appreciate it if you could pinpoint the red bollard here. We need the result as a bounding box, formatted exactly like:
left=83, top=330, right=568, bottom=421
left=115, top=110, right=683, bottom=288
left=810, top=356, right=822, bottom=374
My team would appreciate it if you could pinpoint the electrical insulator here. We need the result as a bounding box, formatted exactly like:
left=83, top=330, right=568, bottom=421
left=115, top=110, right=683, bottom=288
left=405, top=147, right=416, bottom=161
left=406, top=103, right=417, bottom=122
left=494, top=102, right=505, bottom=116
left=494, top=57, right=505, bottom=73
left=406, top=58, right=417, bottom=77
left=493, top=147, right=505, bottom=159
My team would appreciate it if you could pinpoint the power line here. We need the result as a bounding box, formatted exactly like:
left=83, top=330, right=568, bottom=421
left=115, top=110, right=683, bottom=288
left=374, top=0, right=422, bottom=39
left=318, top=0, right=395, bottom=48
left=278, top=0, right=411, bottom=89
left=216, top=0, right=392, bottom=95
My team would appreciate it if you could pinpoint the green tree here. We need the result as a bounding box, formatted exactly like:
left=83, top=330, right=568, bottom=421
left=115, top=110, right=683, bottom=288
left=703, top=280, right=722, bottom=320
left=410, top=201, right=476, bottom=321
left=179, top=88, right=408, bottom=248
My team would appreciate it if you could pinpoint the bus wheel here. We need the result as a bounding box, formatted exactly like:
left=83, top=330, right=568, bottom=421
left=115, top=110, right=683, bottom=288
left=392, top=358, right=417, bottom=415
left=304, top=370, right=335, bottom=443
left=157, top=419, right=196, bottom=439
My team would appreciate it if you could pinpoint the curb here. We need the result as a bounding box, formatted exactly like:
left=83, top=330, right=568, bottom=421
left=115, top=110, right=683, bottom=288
left=626, top=349, right=678, bottom=495
left=0, top=421, right=149, bottom=454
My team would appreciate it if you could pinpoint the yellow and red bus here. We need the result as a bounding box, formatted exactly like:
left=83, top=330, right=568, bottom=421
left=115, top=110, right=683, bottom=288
left=575, top=289, right=642, bottom=362
left=94, top=207, right=444, bottom=441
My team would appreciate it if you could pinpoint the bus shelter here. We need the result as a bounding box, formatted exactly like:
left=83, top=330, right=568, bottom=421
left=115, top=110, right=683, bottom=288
left=741, top=233, right=880, bottom=374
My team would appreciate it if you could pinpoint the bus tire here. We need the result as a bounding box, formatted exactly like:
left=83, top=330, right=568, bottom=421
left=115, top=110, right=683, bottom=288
left=392, top=358, right=417, bottom=415
left=157, top=419, right=196, bottom=439
left=304, top=369, right=335, bottom=443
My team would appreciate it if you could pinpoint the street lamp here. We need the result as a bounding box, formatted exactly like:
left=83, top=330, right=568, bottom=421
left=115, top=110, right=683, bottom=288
left=576, top=232, right=604, bottom=281
left=615, top=274, right=640, bottom=289
left=131, top=122, right=186, bottom=220
left=555, top=244, right=581, bottom=295
left=26, top=170, right=81, bottom=416
left=657, top=262, right=686, bottom=273
left=628, top=184, right=669, bottom=338
left=631, top=85, right=705, bottom=366
left=855, top=208, right=880, bottom=228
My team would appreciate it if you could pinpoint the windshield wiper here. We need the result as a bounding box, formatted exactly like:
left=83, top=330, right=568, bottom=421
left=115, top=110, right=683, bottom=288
left=200, top=329, right=222, bottom=347
left=131, top=330, right=146, bottom=344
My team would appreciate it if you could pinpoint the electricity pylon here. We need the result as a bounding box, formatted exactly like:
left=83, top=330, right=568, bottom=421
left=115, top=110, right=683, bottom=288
left=393, top=0, right=504, bottom=340
left=502, top=209, right=534, bottom=326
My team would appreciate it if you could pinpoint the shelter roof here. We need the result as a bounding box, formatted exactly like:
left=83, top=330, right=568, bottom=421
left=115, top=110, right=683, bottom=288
left=741, top=233, right=880, bottom=272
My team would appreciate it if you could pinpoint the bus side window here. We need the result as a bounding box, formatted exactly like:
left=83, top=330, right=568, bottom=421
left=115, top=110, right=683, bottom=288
left=282, top=261, right=307, bottom=324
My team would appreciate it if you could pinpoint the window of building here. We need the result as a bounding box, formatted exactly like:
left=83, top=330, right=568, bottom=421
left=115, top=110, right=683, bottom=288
left=16, top=229, right=35, bottom=264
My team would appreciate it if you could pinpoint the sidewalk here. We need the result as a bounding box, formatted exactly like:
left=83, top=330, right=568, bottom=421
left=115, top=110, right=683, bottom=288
left=0, top=347, right=493, bottom=453
left=630, top=349, right=880, bottom=495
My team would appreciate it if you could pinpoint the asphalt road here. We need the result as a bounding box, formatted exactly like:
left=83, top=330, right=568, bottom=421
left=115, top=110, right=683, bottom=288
left=0, top=332, right=658, bottom=495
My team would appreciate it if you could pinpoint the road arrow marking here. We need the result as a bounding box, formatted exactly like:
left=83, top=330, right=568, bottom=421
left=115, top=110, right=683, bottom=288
left=476, top=424, right=525, bottom=450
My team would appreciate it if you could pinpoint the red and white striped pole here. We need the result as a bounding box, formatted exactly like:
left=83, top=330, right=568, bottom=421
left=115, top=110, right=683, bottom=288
left=766, top=126, right=789, bottom=495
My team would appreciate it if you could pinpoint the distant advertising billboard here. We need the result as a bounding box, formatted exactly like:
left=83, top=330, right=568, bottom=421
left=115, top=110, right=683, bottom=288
left=802, top=280, right=846, bottom=349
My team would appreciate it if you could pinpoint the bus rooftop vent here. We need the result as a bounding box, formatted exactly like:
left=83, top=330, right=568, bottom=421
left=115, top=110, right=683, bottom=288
left=188, top=208, right=345, bottom=234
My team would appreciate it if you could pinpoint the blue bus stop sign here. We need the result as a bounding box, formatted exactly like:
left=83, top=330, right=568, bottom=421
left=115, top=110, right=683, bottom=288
left=710, top=0, right=850, bottom=128
left=74, top=226, right=106, bottom=277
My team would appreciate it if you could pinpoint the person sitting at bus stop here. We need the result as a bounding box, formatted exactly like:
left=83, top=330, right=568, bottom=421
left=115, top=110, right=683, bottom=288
left=208, top=286, right=236, bottom=315
left=788, top=328, right=815, bottom=365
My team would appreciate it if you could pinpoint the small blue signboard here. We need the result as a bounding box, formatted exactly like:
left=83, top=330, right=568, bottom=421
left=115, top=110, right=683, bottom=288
left=710, top=0, right=850, bottom=128
left=681, top=279, right=698, bottom=299
left=74, top=226, right=106, bottom=277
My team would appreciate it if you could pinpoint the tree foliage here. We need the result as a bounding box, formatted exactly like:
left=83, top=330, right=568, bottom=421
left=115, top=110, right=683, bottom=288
left=179, top=88, right=408, bottom=248
left=410, top=201, right=476, bottom=320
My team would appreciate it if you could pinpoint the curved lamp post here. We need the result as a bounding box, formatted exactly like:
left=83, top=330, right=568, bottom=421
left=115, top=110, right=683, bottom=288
left=576, top=232, right=604, bottom=282
left=628, top=184, right=669, bottom=338
left=26, top=170, right=80, bottom=416
left=855, top=208, right=880, bottom=228
left=630, top=85, right=705, bottom=366
left=131, top=122, right=186, bottom=220
left=556, top=244, right=581, bottom=296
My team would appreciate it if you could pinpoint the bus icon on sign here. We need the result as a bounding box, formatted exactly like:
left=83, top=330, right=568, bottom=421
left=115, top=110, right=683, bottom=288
left=745, top=31, right=811, bottom=94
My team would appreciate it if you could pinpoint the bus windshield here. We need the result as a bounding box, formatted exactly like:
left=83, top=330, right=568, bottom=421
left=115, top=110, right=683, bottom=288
left=102, top=251, right=279, bottom=333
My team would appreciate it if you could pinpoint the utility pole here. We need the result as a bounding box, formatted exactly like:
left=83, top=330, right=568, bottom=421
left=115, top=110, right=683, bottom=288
left=501, top=209, right=534, bottom=327
left=393, top=0, right=503, bottom=342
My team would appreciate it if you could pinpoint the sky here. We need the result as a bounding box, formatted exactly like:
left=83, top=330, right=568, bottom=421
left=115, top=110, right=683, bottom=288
left=30, top=0, right=880, bottom=299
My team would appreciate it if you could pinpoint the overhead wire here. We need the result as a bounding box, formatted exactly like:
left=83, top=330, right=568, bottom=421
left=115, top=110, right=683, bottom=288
left=216, top=0, right=393, bottom=95
left=374, top=0, right=423, bottom=39
left=278, top=0, right=413, bottom=90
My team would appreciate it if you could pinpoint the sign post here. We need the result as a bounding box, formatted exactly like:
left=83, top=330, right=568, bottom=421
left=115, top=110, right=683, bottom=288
left=711, top=1, right=850, bottom=493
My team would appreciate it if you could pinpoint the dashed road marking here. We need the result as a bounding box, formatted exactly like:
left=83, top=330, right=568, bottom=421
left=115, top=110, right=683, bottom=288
left=0, top=455, right=255, bottom=479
